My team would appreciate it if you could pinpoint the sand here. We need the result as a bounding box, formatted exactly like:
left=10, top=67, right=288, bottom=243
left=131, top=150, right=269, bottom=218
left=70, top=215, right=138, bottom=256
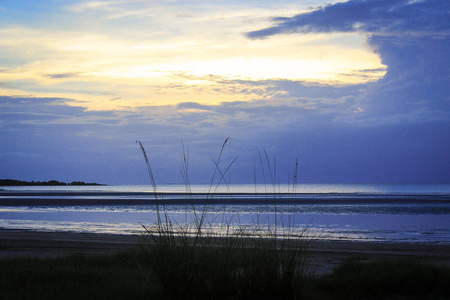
left=1, top=229, right=449, bottom=275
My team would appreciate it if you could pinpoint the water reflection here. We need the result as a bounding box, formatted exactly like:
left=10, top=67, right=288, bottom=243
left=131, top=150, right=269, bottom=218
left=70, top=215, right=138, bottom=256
left=1, top=204, right=449, bottom=244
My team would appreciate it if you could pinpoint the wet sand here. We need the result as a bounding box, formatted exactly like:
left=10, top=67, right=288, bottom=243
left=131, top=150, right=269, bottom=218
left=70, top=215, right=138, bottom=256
left=1, top=229, right=449, bottom=275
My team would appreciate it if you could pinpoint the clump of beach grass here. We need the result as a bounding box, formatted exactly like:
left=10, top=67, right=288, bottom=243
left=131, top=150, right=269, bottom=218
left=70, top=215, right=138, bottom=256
left=136, top=138, right=314, bottom=299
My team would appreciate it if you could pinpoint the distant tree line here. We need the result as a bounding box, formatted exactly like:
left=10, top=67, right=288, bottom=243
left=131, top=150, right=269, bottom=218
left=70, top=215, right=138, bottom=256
left=0, top=179, right=105, bottom=186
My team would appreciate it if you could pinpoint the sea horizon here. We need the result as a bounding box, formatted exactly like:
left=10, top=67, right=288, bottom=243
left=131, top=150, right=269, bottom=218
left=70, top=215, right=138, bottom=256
left=3, top=182, right=450, bottom=195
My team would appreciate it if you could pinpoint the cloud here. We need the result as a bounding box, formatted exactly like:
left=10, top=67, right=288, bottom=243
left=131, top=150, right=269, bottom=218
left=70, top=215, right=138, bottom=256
left=2, top=89, right=450, bottom=184
left=2, top=1, right=449, bottom=184
left=246, top=0, right=450, bottom=125
left=0, top=2, right=385, bottom=110
left=247, top=0, right=450, bottom=38
left=44, top=72, right=80, bottom=79
left=356, top=34, right=450, bottom=120
left=0, top=90, right=357, bottom=182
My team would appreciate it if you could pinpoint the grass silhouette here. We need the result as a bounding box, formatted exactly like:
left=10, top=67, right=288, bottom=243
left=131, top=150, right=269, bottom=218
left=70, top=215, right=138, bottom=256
left=136, top=138, right=314, bottom=299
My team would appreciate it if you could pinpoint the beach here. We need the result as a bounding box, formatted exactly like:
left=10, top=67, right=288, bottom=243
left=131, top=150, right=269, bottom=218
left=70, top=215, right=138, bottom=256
left=2, top=186, right=449, bottom=275
left=1, top=229, right=449, bottom=275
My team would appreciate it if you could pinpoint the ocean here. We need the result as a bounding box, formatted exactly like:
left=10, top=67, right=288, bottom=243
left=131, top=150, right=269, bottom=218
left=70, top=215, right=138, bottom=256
left=1, top=183, right=449, bottom=244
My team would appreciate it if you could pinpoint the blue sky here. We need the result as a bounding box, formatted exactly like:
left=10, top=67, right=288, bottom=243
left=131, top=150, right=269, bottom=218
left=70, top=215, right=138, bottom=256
left=1, top=0, right=449, bottom=185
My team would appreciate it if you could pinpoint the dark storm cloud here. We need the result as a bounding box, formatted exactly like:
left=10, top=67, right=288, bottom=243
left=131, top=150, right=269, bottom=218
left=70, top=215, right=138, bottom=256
left=247, top=0, right=450, bottom=38
left=236, top=0, right=450, bottom=183
left=246, top=0, right=450, bottom=125
left=356, top=34, right=450, bottom=123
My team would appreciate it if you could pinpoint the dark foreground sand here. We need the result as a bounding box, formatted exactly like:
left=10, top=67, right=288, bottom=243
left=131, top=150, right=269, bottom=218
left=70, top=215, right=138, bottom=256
left=1, top=229, right=449, bottom=275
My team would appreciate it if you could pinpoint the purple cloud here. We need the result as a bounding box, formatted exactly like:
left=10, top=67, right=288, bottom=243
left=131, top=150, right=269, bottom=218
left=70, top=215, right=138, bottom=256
left=247, top=0, right=450, bottom=38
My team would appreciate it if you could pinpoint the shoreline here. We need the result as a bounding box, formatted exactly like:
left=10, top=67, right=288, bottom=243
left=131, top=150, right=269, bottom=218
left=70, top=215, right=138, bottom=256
left=1, top=229, right=449, bottom=275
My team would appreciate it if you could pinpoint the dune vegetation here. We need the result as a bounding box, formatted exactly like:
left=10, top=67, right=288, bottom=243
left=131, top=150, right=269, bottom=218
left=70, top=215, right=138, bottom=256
left=1, top=252, right=449, bottom=300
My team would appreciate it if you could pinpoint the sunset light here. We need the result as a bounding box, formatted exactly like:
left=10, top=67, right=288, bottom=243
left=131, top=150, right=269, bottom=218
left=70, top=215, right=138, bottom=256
left=1, top=3, right=449, bottom=295
left=1, top=0, right=448, bottom=184
left=1, top=23, right=384, bottom=109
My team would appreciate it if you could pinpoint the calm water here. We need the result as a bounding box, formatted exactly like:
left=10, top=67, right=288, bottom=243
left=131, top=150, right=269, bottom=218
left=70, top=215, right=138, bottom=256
left=3, top=183, right=450, bottom=194
left=1, top=183, right=449, bottom=244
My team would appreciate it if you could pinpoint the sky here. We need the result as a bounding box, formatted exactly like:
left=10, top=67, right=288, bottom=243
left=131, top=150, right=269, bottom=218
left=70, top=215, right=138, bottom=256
left=1, top=0, right=449, bottom=185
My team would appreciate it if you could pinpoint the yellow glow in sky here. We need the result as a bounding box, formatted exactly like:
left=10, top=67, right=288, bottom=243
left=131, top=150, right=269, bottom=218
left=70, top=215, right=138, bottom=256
left=0, top=2, right=386, bottom=110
